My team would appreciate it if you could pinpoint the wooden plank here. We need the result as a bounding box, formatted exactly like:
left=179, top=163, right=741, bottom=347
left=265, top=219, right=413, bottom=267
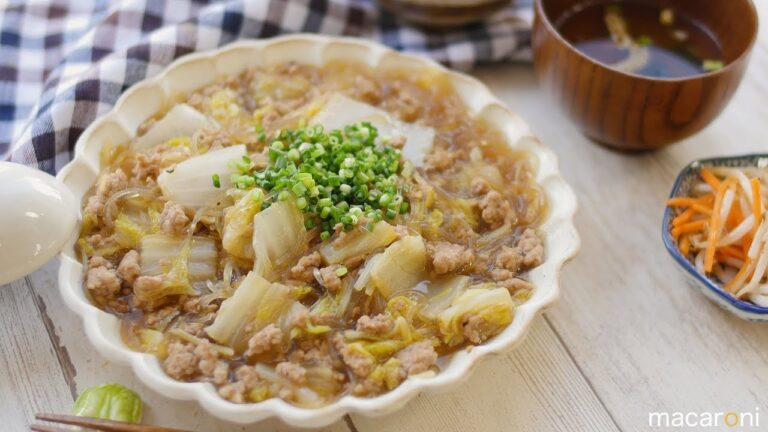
left=0, top=278, right=73, bottom=429
left=351, top=316, right=619, bottom=432
left=471, top=9, right=768, bottom=430
left=26, top=260, right=351, bottom=432
left=13, top=10, right=768, bottom=430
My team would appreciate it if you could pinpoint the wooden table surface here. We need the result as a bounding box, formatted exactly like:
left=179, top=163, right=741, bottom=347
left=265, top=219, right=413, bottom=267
left=3, top=5, right=768, bottom=431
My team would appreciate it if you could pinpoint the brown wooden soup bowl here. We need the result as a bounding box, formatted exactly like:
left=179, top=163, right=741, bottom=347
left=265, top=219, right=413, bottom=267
left=532, top=0, right=758, bottom=151
left=377, top=0, right=513, bottom=28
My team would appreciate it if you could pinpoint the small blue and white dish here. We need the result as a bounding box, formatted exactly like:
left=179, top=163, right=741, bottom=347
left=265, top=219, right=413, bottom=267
left=662, top=154, right=768, bottom=321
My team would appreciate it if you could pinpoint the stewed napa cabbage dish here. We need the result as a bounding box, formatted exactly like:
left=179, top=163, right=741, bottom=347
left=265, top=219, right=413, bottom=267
left=78, top=62, right=546, bottom=406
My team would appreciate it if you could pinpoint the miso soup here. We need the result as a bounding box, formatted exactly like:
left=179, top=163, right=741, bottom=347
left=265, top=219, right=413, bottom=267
left=556, top=2, right=724, bottom=78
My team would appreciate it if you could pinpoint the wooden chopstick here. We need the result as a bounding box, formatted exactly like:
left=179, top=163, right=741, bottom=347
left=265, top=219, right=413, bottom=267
left=34, top=413, right=191, bottom=432
left=30, top=425, right=71, bottom=432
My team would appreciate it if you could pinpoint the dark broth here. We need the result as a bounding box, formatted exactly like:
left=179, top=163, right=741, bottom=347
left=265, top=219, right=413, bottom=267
left=556, top=1, right=724, bottom=78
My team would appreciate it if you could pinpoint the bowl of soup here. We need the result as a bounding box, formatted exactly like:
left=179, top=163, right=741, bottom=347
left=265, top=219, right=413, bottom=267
left=532, top=0, right=758, bottom=151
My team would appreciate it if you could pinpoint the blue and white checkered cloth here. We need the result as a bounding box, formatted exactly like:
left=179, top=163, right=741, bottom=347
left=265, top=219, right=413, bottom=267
left=0, top=0, right=533, bottom=173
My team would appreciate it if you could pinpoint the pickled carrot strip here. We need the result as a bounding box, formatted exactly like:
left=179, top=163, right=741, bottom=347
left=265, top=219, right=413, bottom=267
left=672, top=208, right=695, bottom=227
left=705, top=178, right=735, bottom=273
left=671, top=220, right=707, bottom=237
left=679, top=236, right=691, bottom=256
left=700, top=168, right=722, bottom=191
left=718, top=245, right=746, bottom=261
left=751, top=177, right=762, bottom=236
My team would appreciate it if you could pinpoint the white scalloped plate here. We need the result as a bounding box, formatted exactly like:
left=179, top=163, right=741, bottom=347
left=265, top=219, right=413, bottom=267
left=56, top=34, right=580, bottom=427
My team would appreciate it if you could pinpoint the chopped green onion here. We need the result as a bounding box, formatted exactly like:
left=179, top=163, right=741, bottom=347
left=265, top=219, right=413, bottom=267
left=335, top=266, right=348, bottom=277
left=287, top=148, right=301, bottom=161
left=292, top=183, right=307, bottom=196
left=379, top=193, right=392, bottom=207
left=702, top=59, right=725, bottom=72
left=636, top=35, right=652, bottom=46
left=400, top=202, right=409, bottom=214
left=212, top=173, right=221, bottom=188
left=245, top=122, right=409, bottom=234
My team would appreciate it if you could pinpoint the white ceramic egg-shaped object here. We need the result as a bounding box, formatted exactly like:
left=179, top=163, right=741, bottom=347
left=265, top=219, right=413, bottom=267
left=0, top=162, right=77, bottom=285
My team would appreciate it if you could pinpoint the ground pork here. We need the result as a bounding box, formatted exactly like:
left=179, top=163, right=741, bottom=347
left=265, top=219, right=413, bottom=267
left=84, top=169, right=129, bottom=217
left=117, top=250, right=140, bottom=285
left=396, top=341, right=438, bottom=375
left=217, top=383, right=244, bottom=404
left=448, top=212, right=479, bottom=243
left=132, top=152, right=161, bottom=181
left=495, top=247, right=522, bottom=273
left=427, top=241, right=474, bottom=275
left=212, top=362, right=229, bottom=386
left=462, top=314, right=493, bottom=344
left=355, top=75, right=381, bottom=104
left=290, top=251, right=322, bottom=283
left=163, top=342, right=198, bottom=380
left=180, top=322, right=204, bottom=337
left=276, top=362, right=307, bottom=385
left=220, top=364, right=297, bottom=404
left=218, top=364, right=261, bottom=403
left=334, top=334, right=375, bottom=378
left=517, top=228, right=544, bottom=268
left=289, top=339, right=336, bottom=368
left=98, top=169, right=129, bottom=197
left=426, top=147, right=460, bottom=171
left=496, top=276, right=534, bottom=293
left=471, top=178, right=490, bottom=195
left=196, top=127, right=231, bottom=151
left=144, top=304, right=180, bottom=328
left=159, top=201, right=189, bottom=236
left=331, top=222, right=356, bottom=248
left=319, top=265, right=343, bottom=293
left=495, top=228, right=544, bottom=273
left=164, top=340, right=223, bottom=382
left=477, top=190, right=511, bottom=229
left=391, top=85, right=420, bottom=121
left=88, top=256, right=111, bottom=269
left=352, top=366, right=407, bottom=396
left=194, top=340, right=220, bottom=376
left=132, top=275, right=165, bottom=310
left=85, top=256, right=121, bottom=301
left=245, top=324, right=283, bottom=357
left=310, top=311, right=338, bottom=327
left=182, top=296, right=200, bottom=314
left=356, top=314, right=394, bottom=336
left=389, top=135, right=407, bottom=149
left=87, top=233, right=114, bottom=250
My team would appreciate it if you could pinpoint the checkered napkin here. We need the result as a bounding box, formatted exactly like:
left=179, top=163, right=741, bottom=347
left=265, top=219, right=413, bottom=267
left=1, top=0, right=533, bottom=173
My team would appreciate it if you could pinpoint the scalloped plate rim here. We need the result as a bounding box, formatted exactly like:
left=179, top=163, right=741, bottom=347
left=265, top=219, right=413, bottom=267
left=56, top=34, right=580, bottom=427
